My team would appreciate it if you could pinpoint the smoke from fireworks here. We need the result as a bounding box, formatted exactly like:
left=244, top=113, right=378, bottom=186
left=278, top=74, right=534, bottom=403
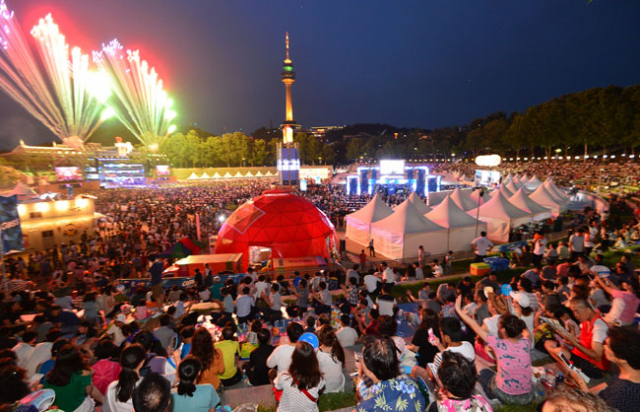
left=92, top=39, right=176, bottom=149
left=0, top=1, right=109, bottom=148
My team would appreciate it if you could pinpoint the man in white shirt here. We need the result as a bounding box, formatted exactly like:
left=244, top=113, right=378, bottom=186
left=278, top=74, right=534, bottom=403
left=267, top=322, right=304, bottom=373
left=336, top=314, right=358, bottom=347
left=364, top=273, right=381, bottom=295
left=471, top=231, right=493, bottom=262
left=431, top=259, right=444, bottom=277
left=532, top=231, right=547, bottom=266
left=380, top=262, right=395, bottom=284
left=12, top=331, right=36, bottom=371
left=254, top=275, right=270, bottom=299
left=432, top=317, right=476, bottom=369
left=376, top=284, right=397, bottom=317
left=235, top=286, right=255, bottom=324
left=263, top=283, right=283, bottom=323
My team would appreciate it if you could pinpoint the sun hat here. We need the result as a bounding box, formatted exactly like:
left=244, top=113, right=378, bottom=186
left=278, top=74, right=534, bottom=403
left=297, top=332, right=319, bottom=352
left=510, top=291, right=531, bottom=308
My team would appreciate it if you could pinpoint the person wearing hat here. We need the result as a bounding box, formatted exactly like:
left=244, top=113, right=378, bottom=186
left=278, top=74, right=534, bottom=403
left=509, top=292, right=535, bottom=346
left=273, top=333, right=325, bottom=412
left=106, top=314, right=127, bottom=346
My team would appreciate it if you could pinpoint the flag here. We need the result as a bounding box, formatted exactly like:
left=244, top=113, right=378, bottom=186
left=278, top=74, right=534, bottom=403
left=0, top=195, right=25, bottom=254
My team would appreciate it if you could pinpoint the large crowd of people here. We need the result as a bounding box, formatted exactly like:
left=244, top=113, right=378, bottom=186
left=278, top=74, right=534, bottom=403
left=1, top=161, right=640, bottom=412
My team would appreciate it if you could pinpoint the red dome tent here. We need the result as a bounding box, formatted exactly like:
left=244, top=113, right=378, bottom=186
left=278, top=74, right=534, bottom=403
left=214, top=189, right=337, bottom=268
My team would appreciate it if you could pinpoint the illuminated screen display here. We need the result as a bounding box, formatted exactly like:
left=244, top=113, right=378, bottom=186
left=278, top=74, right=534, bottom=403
left=474, top=170, right=502, bottom=187
left=379, top=160, right=405, bottom=175
left=156, top=165, right=171, bottom=176
left=55, top=167, right=82, bottom=181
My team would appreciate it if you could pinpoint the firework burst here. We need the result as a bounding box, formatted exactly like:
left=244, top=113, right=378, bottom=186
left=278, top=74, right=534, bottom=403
left=0, top=1, right=108, bottom=148
left=92, top=39, right=176, bottom=148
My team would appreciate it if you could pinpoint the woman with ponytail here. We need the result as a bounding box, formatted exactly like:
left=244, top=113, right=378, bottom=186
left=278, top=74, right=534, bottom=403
left=172, top=357, right=220, bottom=412
left=104, top=344, right=146, bottom=412
left=317, top=325, right=346, bottom=393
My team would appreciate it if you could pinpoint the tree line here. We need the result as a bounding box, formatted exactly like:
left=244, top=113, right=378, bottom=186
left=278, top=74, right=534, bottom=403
left=158, top=85, right=640, bottom=167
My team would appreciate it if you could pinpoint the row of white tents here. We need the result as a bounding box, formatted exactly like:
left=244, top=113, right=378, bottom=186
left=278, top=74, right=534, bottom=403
left=186, top=170, right=277, bottom=180
left=345, top=175, right=598, bottom=259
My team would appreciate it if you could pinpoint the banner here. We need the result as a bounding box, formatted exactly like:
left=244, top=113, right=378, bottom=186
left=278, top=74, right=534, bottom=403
left=0, top=195, right=25, bottom=254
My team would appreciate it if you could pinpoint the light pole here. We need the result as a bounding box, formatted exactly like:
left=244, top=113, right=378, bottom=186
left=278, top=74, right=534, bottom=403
left=472, top=187, right=485, bottom=239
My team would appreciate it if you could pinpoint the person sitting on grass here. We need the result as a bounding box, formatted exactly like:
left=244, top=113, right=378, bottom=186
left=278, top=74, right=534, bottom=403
left=274, top=333, right=325, bottom=412
left=454, top=296, right=534, bottom=405
left=567, top=327, right=640, bottom=412
left=356, top=337, right=425, bottom=412
left=171, top=357, right=220, bottom=412
left=427, top=351, right=492, bottom=412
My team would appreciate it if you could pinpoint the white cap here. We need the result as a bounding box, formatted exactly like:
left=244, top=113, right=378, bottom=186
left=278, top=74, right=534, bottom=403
left=510, top=291, right=531, bottom=308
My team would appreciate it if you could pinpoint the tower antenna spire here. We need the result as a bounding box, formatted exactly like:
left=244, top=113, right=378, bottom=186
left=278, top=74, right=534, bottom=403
left=285, top=32, right=291, bottom=63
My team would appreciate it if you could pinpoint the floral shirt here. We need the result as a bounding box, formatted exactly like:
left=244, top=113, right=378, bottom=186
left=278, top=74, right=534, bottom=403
left=357, top=377, right=425, bottom=412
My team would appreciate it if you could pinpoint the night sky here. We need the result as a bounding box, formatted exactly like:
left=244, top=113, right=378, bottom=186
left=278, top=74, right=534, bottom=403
left=1, top=0, right=639, bottom=149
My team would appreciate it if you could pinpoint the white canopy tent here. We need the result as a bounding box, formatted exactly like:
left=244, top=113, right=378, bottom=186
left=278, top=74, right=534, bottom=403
left=370, top=199, right=448, bottom=259
left=345, top=194, right=394, bottom=247
left=427, top=189, right=452, bottom=207
left=406, top=192, right=432, bottom=215
left=450, top=187, right=482, bottom=211
left=490, top=185, right=513, bottom=199
left=467, top=191, right=533, bottom=243
left=524, top=175, right=542, bottom=190
left=506, top=180, right=521, bottom=193
left=528, top=185, right=564, bottom=216
left=509, top=188, right=552, bottom=221
left=212, top=172, right=222, bottom=179
left=201, top=172, right=211, bottom=179
left=426, top=195, right=487, bottom=252
left=543, top=179, right=570, bottom=202
left=187, top=172, right=199, bottom=180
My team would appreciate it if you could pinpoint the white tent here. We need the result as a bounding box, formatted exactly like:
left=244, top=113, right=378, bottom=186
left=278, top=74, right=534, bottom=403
left=543, top=179, right=569, bottom=201
left=469, top=189, right=488, bottom=208
left=233, top=171, right=244, bottom=178
left=490, top=185, right=513, bottom=199
left=222, top=171, right=232, bottom=178
left=528, top=185, right=564, bottom=216
left=201, top=172, right=211, bottom=179
left=509, top=188, right=552, bottom=221
left=451, top=187, right=482, bottom=211
left=427, top=189, right=451, bottom=206
left=212, top=172, right=222, bottom=179
left=506, top=180, right=521, bottom=193
left=426, top=195, right=487, bottom=252
left=345, top=194, right=394, bottom=247
left=524, top=175, right=542, bottom=190
left=245, top=171, right=254, bottom=177
left=467, top=191, right=532, bottom=243
left=407, top=192, right=432, bottom=215
left=370, top=199, right=447, bottom=259
left=265, top=171, right=275, bottom=177
left=187, top=172, right=199, bottom=180
left=255, top=170, right=264, bottom=177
